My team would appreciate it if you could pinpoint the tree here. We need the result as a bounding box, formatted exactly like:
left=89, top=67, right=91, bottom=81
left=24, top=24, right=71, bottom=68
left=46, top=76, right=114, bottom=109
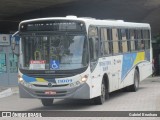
left=153, top=34, right=160, bottom=43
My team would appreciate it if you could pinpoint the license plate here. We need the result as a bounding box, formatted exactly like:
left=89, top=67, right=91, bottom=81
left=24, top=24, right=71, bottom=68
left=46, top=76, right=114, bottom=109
left=45, top=91, right=56, bottom=95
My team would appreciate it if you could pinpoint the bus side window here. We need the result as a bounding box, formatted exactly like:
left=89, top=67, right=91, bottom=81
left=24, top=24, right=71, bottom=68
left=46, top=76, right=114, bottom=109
left=118, top=29, right=122, bottom=53
left=147, top=30, right=150, bottom=49
left=107, top=29, right=113, bottom=54
left=143, top=30, right=150, bottom=49
left=118, top=29, right=128, bottom=53
left=112, top=28, right=119, bottom=54
left=89, top=26, right=99, bottom=61
left=130, top=29, right=135, bottom=51
left=100, top=28, right=110, bottom=55
left=121, top=29, right=128, bottom=52
left=134, top=30, right=138, bottom=50
left=140, top=30, right=145, bottom=50
left=89, top=37, right=99, bottom=61
left=126, top=29, right=131, bottom=52
left=137, top=29, right=143, bottom=50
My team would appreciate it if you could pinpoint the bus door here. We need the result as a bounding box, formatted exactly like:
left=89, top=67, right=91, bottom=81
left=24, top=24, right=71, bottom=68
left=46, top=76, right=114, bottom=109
left=89, top=36, right=101, bottom=98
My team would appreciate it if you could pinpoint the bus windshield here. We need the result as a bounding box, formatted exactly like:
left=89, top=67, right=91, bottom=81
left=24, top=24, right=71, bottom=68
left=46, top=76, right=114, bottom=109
left=20, top=34, right=88, bottom=70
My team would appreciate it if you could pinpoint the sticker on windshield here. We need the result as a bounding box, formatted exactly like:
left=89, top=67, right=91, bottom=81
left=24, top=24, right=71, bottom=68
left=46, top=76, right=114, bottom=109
left=50, top=60, right=59, bottom=70
left=29, top=60, right=46, bottom=70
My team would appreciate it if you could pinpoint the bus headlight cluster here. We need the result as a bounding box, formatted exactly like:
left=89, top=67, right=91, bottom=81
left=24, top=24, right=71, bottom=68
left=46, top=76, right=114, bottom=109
left=69, top=81, right=81, bottom=87
left=18, top=75, right=24, bottom=83
left=69, top=75, right=88, bottom=87
left=18, top=75, right=33, bottom=88
left=80, top=75, right=88, bottom=83
left=22, top=81, right=33, bottom=88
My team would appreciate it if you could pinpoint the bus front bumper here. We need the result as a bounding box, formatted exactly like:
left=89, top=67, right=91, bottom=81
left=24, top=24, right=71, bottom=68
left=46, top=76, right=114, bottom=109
left=18, top=82, right=90, bottom=99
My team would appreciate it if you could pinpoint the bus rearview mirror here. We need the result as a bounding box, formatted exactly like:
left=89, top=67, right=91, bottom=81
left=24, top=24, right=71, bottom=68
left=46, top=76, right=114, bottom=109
left=11, top=31, right=19, bottom=57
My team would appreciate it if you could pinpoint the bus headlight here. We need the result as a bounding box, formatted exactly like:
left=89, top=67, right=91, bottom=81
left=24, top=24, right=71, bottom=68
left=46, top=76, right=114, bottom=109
left=69, top=81, right=81, bottom=87
left=69, top=75, right=88, bottom=87
left=24, top=82, right=33, bottom=88
left=23, top=81, right=33, bottom=88
left=18, top=75, right=33, bottom=88
left=81, top=75, right=88, bottom=83
left=18, top=75, right=24, bottom=83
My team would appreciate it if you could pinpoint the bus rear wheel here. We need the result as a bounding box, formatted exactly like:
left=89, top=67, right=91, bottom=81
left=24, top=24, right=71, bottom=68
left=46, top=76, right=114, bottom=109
left=93, top=80, right=107, bottom=105
left=41, top=99, right=54, bottom=106
left=130, top=69, right=139, bottom=92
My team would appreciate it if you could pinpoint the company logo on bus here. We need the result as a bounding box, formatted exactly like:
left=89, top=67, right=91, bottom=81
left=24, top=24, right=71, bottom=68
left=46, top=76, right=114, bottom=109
left=48, top=83, right=52, bottom=87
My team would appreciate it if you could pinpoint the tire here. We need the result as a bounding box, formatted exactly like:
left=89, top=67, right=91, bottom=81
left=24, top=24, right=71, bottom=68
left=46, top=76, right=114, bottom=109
left=129, top=69, right=139, bottom=92
left=93, top=80, right=109, bottom=105
left=41, top=99, right=54, bottom=106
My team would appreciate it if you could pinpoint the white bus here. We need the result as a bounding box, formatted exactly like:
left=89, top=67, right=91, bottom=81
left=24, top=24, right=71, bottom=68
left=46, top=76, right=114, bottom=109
left=12, top=16, right=152, bottom=106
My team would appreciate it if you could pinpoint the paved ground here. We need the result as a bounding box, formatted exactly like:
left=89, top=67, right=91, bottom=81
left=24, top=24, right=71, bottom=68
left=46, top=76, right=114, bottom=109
left=0, top=77, right=160, bottom=120
left=0, top=86, right=8, bottom=92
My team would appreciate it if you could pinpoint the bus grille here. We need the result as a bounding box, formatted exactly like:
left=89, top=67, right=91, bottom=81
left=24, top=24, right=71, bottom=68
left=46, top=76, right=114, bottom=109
left=33, top=84, right=68, bottom=87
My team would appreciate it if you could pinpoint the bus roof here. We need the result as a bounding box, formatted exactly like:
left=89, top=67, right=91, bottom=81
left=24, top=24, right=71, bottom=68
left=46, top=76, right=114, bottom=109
left=20, top=15, right=150, bottom=29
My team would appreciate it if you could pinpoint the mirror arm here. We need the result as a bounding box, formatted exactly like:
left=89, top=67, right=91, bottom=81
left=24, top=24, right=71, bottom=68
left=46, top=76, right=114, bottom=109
left=12, top=31, right=19, bottom=37
left=11, top=31, right=20, bottom=57
left=12, top=49, right=19, bottom=57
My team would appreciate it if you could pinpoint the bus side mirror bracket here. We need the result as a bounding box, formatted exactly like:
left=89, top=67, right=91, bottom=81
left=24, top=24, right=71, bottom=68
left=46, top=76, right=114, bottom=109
left=11, top=37, right=16, bottom=50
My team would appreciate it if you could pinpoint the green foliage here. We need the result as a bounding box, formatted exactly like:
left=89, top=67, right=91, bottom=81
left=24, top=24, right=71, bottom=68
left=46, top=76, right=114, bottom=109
left=154, top=34, right=160, bottom=43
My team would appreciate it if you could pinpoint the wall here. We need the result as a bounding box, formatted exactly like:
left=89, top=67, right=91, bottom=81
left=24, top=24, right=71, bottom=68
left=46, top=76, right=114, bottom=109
left=0, top=35, right=18, bottom=86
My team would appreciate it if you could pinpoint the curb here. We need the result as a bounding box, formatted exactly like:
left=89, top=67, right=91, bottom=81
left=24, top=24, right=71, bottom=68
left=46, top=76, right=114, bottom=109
left=147, top=76, right=160, bottom=79
left=0, top=88, right=13, bottom=98
left=0, top=87, right=19, bottom=98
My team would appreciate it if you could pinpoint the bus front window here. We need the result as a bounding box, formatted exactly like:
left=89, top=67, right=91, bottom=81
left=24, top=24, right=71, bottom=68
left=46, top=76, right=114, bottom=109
left=21, top=34, right=88, bottom=70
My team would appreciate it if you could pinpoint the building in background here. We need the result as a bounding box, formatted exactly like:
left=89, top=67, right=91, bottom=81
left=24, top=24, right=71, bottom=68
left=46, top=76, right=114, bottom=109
left=0, top=34, right=19, bottom=86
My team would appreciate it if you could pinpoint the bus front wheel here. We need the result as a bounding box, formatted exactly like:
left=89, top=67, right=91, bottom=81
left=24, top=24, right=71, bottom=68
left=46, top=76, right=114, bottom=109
left=41, top=99, right=54, bottom=106
left=93, top=80, right=107, bottom=105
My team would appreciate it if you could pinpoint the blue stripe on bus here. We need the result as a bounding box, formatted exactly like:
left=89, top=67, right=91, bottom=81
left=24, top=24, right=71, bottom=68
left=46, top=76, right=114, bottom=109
left=22, top=75, right=36, bottom=82
left=121, top=53, right=137, bottom=80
